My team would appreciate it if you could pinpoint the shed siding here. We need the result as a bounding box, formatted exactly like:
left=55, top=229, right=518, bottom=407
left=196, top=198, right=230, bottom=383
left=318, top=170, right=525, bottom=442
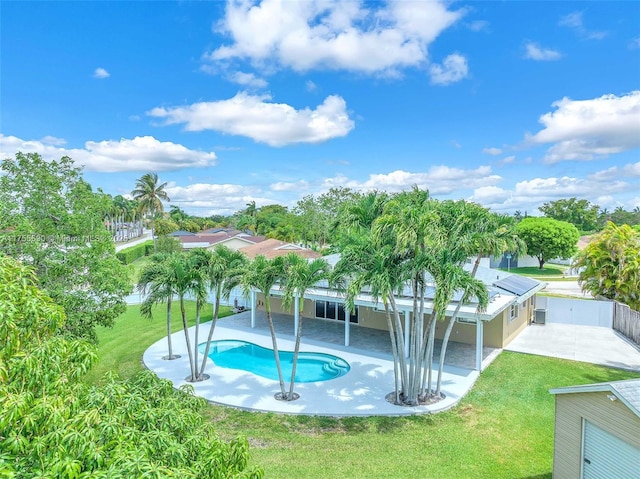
left=553, top=391, right=640, bottom=478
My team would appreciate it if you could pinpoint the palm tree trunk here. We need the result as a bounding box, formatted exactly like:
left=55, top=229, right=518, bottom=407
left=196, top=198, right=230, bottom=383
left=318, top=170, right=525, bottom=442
left=166, top=296, right=176, bottom=359
left=194, top=298, right=201, bottom=378
left=180, top=297, right=197, bottom=381
left=199, top=289, right=221, bottom=378
left=265, top=296, right=287, bottom=398
left=287, top=295, right=302, bottom=400
left=388, top=294, right=408, bottom=398
left=383, top=301, right=401, bottom=404
left=435, top=315, right=457, bottom=398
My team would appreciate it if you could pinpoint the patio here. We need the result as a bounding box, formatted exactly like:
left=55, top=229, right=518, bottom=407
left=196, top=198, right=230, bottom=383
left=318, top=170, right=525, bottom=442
left=143, top=310, right=500, bottom=416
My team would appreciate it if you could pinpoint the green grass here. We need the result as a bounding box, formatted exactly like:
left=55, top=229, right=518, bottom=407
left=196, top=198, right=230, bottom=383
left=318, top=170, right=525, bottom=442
left=84, top=301, right=233, bottom=384
left=86, top=305, right=640, bottom=478
left=126, top=255, right=152, bottom=283
left=500, top=264, right=577, bottom=281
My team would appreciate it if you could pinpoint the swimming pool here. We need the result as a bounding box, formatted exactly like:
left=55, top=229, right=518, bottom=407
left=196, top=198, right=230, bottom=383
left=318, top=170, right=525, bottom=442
left=199, top=340, right=350, bottom=383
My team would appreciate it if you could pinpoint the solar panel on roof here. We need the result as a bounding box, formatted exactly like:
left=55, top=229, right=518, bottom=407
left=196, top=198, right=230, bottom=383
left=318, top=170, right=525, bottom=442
left=493, top=275, right=539, bottom=296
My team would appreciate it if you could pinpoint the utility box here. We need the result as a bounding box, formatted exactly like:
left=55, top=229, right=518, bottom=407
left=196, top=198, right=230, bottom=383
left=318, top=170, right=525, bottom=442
left=534, top=308, right=547, bottom=325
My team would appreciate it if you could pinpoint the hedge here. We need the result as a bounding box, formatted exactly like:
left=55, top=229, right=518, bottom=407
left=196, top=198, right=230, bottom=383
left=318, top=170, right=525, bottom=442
left=116, top=240, right=154, bottom=264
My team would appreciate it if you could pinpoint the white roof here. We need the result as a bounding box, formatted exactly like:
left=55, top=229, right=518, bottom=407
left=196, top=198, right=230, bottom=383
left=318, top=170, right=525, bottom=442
left=550, top=379, right=640, bottom=419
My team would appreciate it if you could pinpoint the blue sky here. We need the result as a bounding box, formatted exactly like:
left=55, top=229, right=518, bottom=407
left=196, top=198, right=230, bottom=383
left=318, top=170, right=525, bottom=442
left=2, top=1, right=639, bottom=217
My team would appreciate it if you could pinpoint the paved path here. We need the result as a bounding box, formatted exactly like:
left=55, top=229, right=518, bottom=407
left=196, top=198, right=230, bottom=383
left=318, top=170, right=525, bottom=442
left=506, top=323, right=640, bottom=372
left=115, top=231, right=152, bottom=252
left=542, top=279, right=591, bottom=298
left=144, top=318, right=480, bottom=417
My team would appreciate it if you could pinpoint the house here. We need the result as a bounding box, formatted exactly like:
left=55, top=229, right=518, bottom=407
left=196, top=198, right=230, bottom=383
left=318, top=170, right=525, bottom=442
left=238, top=238, right=321, bottom=260
left=550, top=379, right=640, bottom=478
left=247, top=256, right=545, bottom=371
left=169, top=229, right=267, bottom=251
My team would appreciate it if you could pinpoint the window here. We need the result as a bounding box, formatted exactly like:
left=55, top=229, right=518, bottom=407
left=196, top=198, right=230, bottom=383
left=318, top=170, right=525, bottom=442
left=509, top=304, right=520, bottom=322
left=315, top=300, right=358, bottom=323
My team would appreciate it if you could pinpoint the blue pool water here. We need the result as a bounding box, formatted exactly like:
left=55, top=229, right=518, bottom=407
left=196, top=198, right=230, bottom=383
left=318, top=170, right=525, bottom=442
left=198, top=340, right=350, bottom=383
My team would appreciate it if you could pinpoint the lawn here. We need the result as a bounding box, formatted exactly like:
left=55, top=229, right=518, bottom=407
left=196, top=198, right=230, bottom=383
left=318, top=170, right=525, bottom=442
left=86, top=305, right=639, bottom=478
left=85, top=300, right=234, bottom=383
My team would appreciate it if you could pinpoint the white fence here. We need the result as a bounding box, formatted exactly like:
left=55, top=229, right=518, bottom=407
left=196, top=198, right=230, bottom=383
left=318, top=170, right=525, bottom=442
left=536, top=296, right=613, bottom=328
left=125, top=286, right=251, bottom=309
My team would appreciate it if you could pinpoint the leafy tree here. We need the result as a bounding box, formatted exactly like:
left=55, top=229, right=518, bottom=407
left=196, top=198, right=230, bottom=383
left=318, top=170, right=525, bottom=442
left=155, top=234, right=183, bottom=254
left=131, top=172, right=170, bottom=243
left=539, top=197, right=599, bottom=231
left=154, top=217, right=180, bottom=236
left=0, top=255, right=262, bottom=478
left=180, top=218, right=201, bottom=233
left=280, top=253, right=331, bottom=400
left=573, top=222, right=640, bottom=310
left=516, top=217, right=580, bottom=269
left=0, top=152, right=131, bottom=341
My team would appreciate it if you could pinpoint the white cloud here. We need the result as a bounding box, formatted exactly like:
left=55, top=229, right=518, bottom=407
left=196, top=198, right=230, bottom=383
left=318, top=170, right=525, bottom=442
left=165, top=182, right=274, bottom=215
left=148, top=92, right=355, bottom=146
left=320, top=165, right=501, bottom=195
left=0, top=135, right=217, bottom=172
left=228, top=71, right=268, bottom=88
left=429, top=53, right=468, bottom=85
left=629, top=36, right=640, bottom=50
left=206, top=0, right=463, bottom=75
left=500, top=155, right=516, bottom=165
left=524, top=42, right=562, bottom=61
left=40, top=135, right=66, bottom=146
left=527, top=91, right=640, bottom=163
left=482, top=147, right=502, bottom=156
left=467, top=20, right=489, bottom=32
left=559, top=11, right=607, bottom=40
left=270, top=180, right=310, bottom=192
left=93, top=67, right=110, bottom=79
left=306, top=80, right=318, bottom=92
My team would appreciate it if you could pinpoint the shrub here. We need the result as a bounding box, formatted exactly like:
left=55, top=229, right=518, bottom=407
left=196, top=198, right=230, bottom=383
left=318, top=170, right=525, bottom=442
left=116, top=240, right=154, bottom=264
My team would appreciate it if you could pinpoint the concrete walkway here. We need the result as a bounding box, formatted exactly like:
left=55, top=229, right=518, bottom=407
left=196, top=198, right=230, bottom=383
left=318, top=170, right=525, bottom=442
left=143, top=319, right=480, bottom=417
left=506, top=323, right=640, bottom=372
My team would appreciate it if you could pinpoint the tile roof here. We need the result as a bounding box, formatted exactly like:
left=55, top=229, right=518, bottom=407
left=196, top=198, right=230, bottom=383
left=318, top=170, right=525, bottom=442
left=239, top=238, right=322, bottom=259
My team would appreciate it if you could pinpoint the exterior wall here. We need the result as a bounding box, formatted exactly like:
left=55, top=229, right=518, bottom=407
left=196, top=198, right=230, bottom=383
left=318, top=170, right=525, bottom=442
left=357, top=307, right=390, bottom=330
left=502, top=296, right=535, bottom=347
left=207, top=238, right=253, bottom=251
left=434, top=320, right=477, bottom=345
left=553, top=391, right=640, bottom=478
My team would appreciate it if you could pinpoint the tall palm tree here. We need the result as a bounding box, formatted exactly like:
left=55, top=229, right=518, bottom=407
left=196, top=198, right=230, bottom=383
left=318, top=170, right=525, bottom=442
left=138, top=253, right=180, bottom=360
left=131, top=173, right=170, bottom=244
left=197, top=246, right=247, bottom=380
left=186, top=248, right=212, bottom=379
left=168, top=253, right=205, bottom=382
left=241, top=255, right=288, bottom=399
left=280, top=253, right=331, bottom=400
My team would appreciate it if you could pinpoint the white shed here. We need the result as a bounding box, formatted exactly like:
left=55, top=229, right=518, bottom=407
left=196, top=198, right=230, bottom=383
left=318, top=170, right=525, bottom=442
left=550, top=379, right=640, bottom=478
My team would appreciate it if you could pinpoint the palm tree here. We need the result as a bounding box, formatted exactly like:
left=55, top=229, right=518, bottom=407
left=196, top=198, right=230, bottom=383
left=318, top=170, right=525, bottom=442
left=241, top=255, right=288, bottom=399
left=186, top=248, right=212, bottom=380
left=280, top=253, right=331, bottom=400
left=131, top=173, right=170, bottom=244
left=169, top=253, right=205, bottom=382
left=197, top=246, right=247, bottom=380
left=138, top=253, right=181, bottom=360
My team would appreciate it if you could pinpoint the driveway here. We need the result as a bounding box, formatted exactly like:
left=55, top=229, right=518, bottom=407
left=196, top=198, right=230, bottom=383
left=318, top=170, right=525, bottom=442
left=506, top=323, right=640, bottom=372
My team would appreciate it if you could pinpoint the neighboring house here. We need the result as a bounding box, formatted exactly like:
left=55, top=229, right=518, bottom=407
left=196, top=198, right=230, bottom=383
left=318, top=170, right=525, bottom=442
left=169, top=229, right=266, bottom=251
left=550, top=379, right=640, bottom=478
left=238, top=238, right=322, bottom=260
left=248, top=256, right=545, bottom=371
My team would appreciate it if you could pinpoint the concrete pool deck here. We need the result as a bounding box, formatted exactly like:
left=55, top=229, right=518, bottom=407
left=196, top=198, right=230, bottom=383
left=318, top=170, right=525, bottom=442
left=143, top=319, right=480, bottom=417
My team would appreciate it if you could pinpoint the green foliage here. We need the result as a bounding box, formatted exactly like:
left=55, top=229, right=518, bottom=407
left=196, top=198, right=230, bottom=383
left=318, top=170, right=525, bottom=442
left=155, top=234, right=183, bottom=254
left=0, top=255, right=261, bottom=478
left=0, top=152, right=131, bottom=341
left=573, top=222, right=640, bottom=309
left=154, top=217, right=180, bottom=236
left=539, top=197, right=599, bottom=232
left=115, top=240, right=154, bottom=264
left=516, top=217, right=580, bottom=269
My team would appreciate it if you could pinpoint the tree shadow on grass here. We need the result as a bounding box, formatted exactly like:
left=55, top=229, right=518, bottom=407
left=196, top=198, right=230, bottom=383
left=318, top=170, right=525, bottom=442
left=519, top=473, right=551, bottom=479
